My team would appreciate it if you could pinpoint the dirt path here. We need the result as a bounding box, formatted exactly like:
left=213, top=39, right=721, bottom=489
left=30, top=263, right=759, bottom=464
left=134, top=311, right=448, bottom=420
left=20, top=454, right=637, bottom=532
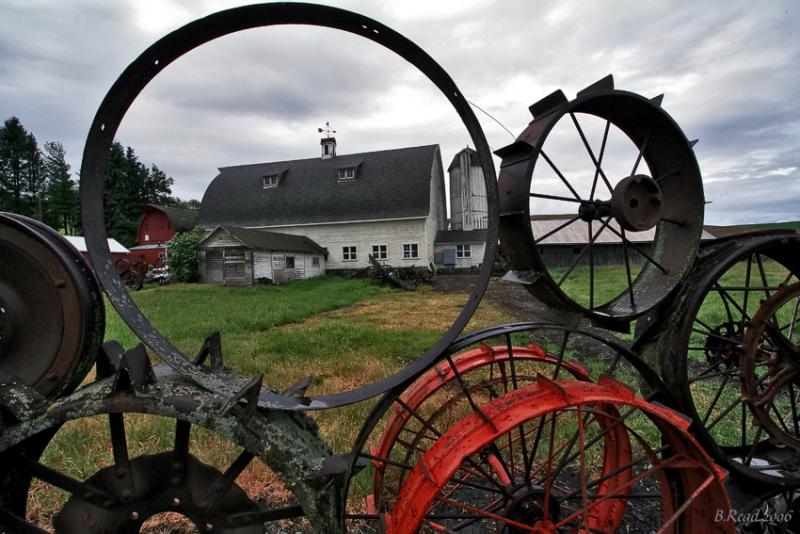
left=433, top=273, right=551, bottom=322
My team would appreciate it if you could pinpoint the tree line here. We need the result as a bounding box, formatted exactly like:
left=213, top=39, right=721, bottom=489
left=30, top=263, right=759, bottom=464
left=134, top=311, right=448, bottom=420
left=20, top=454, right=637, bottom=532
left=0, top=116, right=199, bottom=247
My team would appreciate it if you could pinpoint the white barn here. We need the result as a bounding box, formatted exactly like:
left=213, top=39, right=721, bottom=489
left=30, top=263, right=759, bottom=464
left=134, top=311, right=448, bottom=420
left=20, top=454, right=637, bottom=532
left=198, top=137, right=490, bottom=279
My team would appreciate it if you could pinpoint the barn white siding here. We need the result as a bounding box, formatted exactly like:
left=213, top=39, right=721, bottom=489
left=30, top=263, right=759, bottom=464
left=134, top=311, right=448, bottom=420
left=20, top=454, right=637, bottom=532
left=425, top=150, right=447, bottom=268
left=253, top=251, right=273, bottom=280
left=434, top=242, right=485, bottom=269
left=251, top=218, right=430, bottom=270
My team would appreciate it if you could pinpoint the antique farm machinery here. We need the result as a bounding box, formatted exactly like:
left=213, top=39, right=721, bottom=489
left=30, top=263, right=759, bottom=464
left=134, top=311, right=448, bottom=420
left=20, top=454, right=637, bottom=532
left=1, top=3, right=799, bottom=533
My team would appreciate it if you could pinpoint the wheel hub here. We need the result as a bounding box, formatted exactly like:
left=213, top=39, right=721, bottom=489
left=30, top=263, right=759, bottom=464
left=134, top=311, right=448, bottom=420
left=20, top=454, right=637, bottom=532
left=610, top=174, right=664, bottom=232
left=54, top=452, right=261, bottom=534
left=503, top=484, right=560, bottom=533
left=704, top=321, right=745, bottom=368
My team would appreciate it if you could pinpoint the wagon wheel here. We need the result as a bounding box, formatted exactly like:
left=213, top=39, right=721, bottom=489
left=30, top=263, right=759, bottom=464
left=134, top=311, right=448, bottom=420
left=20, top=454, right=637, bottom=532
left=368, top=342, right=592, bottom=516
left=648, top=233, right=800, bottom=484
left=389, top=377, right=732, bottom=533
left=0, top=371, right=338, bottom=533
left=497, top=75, right=704, bottom=321
left=348, top=323, right=673, bottom=530
left=0, top=212, right=104, bottom=398
left=740, top=282, right=800, bottom=451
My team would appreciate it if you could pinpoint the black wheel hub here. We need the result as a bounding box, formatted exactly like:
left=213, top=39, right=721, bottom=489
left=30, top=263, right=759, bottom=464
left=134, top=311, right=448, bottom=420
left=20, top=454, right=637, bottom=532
left=54, top=452, right=261, bottom=534
left=503, top=484, right=560, bottom=533
left=704, top=321, right=745, bottom=368
left=610, top=174, right=664, bottom=232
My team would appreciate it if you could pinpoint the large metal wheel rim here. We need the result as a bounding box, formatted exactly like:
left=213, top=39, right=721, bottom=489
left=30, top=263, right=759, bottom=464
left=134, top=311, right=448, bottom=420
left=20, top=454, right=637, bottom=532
left=368, top=343, right=592, bottom=515
left=658, top=234, right=800, bottom=484
left=740, top=282, right=800, bottom=451
left=498, top=84, right=704, bottom=320
left=0, top=212, right=104, bottom=398
left=79, top=2, right=498, bottom=411
left=0, top=377, right=337, bottom=532
left=388, top=378, right=732, bottom=533
left=346, top=321, right=676, bottom=529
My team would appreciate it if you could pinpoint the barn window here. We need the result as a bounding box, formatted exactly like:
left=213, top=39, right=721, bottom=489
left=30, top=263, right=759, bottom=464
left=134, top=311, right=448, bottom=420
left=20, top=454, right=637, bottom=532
left=337, top=167, right=356, bottom=181
left=312, top=256, right=320, bottom=267
left=371, top=244, right=387, bottom=260
left=262, top=174, right=280, bottom=188
left=342, top=246, right=357, bottom=261
left=456, top=244, right=471, bottom=258
left=402, top=243, right=419, bottom=259
left=144, top=234, right=150, bottom=241
left=286, top=256, right=295, bottom=269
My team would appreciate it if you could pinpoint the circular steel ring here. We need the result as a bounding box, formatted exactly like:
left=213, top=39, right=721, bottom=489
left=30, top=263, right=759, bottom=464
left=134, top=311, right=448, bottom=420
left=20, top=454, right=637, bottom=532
left=79, top=3, right=498, bottom=410
left=646, top=232, right=800, bottom=485
left=497, top=85, right=704, bottom=321
left=0, top=212, right=104, bottom=398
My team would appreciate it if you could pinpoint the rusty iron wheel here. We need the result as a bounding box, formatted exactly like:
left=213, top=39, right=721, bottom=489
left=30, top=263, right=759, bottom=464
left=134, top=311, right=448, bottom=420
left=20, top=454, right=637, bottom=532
left=496, top=74, right=704, bottom=323
left=78, top=2, right=498, bottom=411
left=645, top=232, right=800, bottom=485
left=388, top=377, right=733, bottom=533
left=0, top=212, right=104, bottom=398
left=740, top=282, right=800, bottom=452
left=366, top=343, right=592, bottom=518
left=0, top=369, right=340, bottom=532
left=347, top=322, right=678, bottom=530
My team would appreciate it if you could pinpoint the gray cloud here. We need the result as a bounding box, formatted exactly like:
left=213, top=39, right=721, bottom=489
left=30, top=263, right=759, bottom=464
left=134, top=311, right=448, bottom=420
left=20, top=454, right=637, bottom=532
left=0, top=0, right=797, bottom=225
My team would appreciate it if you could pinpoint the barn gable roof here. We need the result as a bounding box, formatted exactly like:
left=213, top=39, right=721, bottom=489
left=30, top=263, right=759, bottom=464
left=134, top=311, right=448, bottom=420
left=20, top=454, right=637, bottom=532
left=147, top=204, right=199, bottom=232
left=201, top=225, right=327, bottom=257
left=199, top=145, right=441, bottom=228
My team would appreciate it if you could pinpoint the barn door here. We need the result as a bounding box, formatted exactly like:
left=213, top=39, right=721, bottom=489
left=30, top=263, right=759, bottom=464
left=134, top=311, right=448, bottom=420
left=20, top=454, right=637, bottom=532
left=223, top=249, right=251, bottom=286
left=205, top=249, right=223, bottom=284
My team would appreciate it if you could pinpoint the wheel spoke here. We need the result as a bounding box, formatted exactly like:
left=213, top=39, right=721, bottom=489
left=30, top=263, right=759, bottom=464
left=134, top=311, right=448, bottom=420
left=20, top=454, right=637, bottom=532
left=604, top=224, right=668, bottom=273
left=557, top=217, right=613, bottom=286
left=569, top=112, right=613, bottom=194
left=630, top=129, right=650, bottom=176
left=534, top=215, right=581, bottom=244
left=538, top=149, right=583, bottom=201
left=621, top=228, right=636, bottom=308
left=172, top=419, right=191, bottom=484
left=529, top=191, right=582, bottom=204
left=202, top=449, right=255, bottom=511
left=590, top=120, right=611, bottom=201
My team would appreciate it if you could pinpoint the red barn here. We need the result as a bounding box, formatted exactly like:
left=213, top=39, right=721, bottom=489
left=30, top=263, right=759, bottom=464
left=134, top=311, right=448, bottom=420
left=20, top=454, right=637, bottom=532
left=129, top=204, right=199, bottom=266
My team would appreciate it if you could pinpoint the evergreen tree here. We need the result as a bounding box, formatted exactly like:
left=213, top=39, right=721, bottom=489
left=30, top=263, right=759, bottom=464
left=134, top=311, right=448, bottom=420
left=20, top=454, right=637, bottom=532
left=25, top=133, right=45, bottom=219
left=42, top=141, right=79, bottom=233
left=0, top=117, right=34, bottom=214
left=143, top=164, right=174, bottom=205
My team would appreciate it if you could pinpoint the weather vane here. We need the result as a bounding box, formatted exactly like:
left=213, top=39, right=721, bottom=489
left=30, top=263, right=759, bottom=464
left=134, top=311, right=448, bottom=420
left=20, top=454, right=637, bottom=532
left=317, top=121, right=336, bottom=137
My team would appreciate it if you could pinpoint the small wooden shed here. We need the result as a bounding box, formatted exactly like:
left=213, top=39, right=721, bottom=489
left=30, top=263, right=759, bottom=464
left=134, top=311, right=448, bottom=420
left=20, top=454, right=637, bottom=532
left=200, top=226, right=327, bottom=286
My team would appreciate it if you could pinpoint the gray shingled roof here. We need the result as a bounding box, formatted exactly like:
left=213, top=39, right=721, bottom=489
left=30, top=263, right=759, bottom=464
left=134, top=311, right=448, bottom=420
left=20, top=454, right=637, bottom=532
left=199, top=145, right=441, bottom=228
left=201, top=226, right=328, bottom=256
left=149, top=204, right=199, bottom=232
left=435, top=229, right=487, bottom=243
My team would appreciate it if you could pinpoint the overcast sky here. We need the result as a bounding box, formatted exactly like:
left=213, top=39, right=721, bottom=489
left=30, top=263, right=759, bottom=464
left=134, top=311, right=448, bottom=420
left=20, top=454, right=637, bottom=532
left=1, top=0, right=797, bottom=225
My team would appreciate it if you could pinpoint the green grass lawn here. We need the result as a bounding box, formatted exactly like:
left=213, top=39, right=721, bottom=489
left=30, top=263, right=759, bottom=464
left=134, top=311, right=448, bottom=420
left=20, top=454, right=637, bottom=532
left=31, top=261, right=798, bottom=529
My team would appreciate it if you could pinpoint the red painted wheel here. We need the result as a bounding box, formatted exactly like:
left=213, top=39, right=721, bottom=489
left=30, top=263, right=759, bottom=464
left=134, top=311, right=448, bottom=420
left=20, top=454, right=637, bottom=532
left=389, top=377, right=732, bottom=533
left=367, top=343, right=591, bottom=518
